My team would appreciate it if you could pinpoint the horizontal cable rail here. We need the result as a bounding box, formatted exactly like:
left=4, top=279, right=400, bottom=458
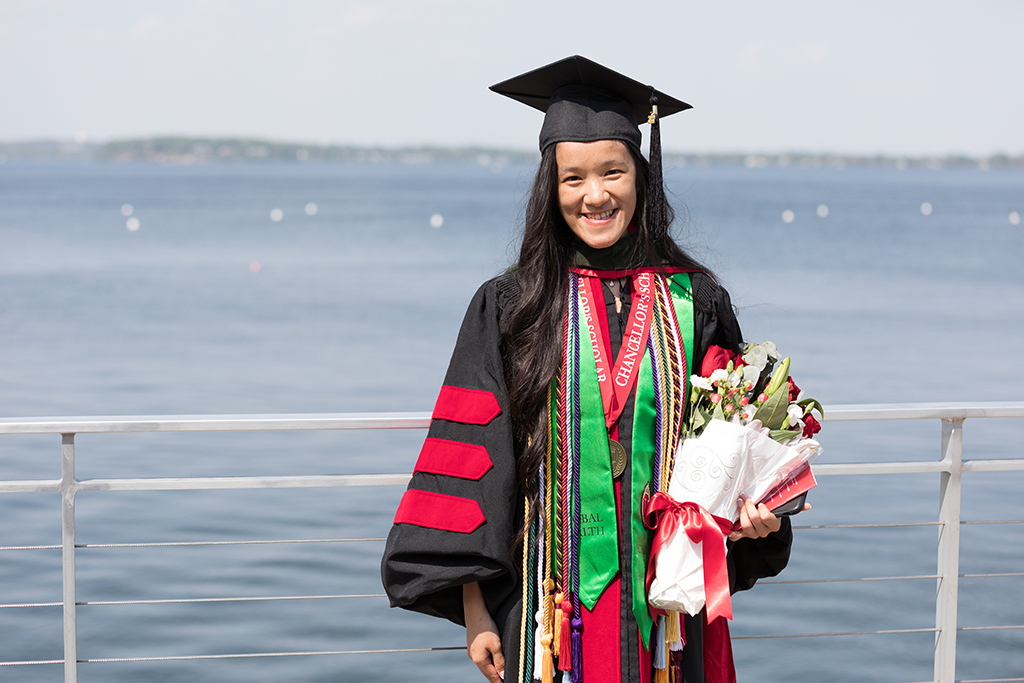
left=78, top=536, right=387, bottom=548
left=794, top=521, right=941, bottom=529
left=79, top=593, right=387, bottom=606
left=0, top=402, right=1022, bottom=681
left=0, top=517, right=1017, bottom=552
left=760, top=574, right=940, bottom=585
left=0, top=412, right=433, bottom=435
left=12, top=571, right=1019, bottom=610
left=961, top=520, right=1024, bottom=525
left=732, top=626, right=939, bottom=640
left=961, top=573, right=1024, bottom=579
left=0, top=401, right=1020, bottom=436
left=80, top=646, right=469, bottom=663
left=957, top=625, right=1024, bottom=632
left=0, top=646, right=470, bottom=667
left=0, top=594, right=387, bottom=609
left=0, top=537, right=385, bottom=552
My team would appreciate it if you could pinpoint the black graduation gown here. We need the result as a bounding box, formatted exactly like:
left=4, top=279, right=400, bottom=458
left=381, top=271, right=793, bottom=683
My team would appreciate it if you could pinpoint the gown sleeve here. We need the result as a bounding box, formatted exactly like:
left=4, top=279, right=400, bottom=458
left=690, top=272, right=795, bottom=594
left=381, top=276, right=520, bottom=628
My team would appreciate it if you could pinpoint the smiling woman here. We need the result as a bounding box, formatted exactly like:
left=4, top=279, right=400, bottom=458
left=382, top=56, right=795, bottom=683
left=556, top=140, right=637, bottom=250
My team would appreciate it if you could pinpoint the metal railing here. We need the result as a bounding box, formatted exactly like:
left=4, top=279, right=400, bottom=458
left=0, top=402, right=1022, bottom=683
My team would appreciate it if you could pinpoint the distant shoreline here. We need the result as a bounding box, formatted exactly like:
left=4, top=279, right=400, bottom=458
left=2, top=137, right=1021, bottom=169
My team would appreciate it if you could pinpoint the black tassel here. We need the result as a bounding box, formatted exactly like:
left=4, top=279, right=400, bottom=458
left=647, top=90, right=667, bottom=241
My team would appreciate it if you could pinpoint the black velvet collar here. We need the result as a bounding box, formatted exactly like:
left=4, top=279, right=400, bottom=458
left=572, top=233, right=645, bottom=271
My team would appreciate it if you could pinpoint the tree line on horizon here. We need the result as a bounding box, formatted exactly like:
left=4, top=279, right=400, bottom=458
left=1, top=137, right=1021, bottom=169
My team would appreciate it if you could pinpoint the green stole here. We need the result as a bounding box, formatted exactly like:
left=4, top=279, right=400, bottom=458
left=570, top=270, right=695, bottom=647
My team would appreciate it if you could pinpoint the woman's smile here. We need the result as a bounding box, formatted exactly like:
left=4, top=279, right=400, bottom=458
left=583, top=208, right=617, bottom=222
left=556, top=140, right=637, bottom=250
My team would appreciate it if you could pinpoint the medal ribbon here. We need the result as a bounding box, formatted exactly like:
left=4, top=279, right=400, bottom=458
left=577, top=272, right=655, bottom=430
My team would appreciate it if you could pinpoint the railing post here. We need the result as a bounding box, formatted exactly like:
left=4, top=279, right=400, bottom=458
left=61, top=434, right=78, bottom=683
left=934, top=418, right=962, bottom=683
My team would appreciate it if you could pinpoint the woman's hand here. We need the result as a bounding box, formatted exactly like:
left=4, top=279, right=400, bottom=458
left=727, top=498, right=809, bottom=541
left=463, top=582, right=504, bottom=683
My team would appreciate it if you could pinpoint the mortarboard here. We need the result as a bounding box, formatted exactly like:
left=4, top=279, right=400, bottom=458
left=489, top=55, right=691, bottom=152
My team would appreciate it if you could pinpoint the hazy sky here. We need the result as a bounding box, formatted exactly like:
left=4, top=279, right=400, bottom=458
left=2, top=0, right=1022, bottom=155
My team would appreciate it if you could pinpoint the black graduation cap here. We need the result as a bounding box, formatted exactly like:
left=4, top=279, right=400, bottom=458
left=489, top=55, right=691, bottom=152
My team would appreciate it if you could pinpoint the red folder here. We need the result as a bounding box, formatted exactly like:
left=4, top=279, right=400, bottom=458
left=758, top=462, right=817, bottom=512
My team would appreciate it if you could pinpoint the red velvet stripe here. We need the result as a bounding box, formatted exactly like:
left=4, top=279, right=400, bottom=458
left=394, top=489, right=485, bottom=533
left=703, top=614, right=737, bottom=683
left=581, top=576, right=622, bottom=683
left=431, top=385, right=502, bottom=425
left=414, top=438, right=493, bottom=480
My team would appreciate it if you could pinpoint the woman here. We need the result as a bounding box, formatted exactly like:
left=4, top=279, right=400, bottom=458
left=382, top=56, right=794, bottom=683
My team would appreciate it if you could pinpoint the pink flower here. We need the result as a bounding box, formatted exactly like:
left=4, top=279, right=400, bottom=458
left=710, top=394, right=722, bottom=404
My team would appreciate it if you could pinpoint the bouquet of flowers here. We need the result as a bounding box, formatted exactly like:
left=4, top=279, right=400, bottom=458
left=646, top=341, right=823, bottom=621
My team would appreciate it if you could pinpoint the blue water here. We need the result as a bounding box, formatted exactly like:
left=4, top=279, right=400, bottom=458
left=0, top=161, right=1021, bottom=682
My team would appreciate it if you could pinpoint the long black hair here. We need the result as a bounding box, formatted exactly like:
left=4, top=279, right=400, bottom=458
left=502, top=142, right=715, bottom=535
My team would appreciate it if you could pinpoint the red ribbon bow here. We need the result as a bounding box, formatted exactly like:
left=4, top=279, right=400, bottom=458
left=644, top=492, right=737, bottom=623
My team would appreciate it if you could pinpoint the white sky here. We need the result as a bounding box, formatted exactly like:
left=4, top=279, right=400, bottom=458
left=1, top=0, right=1022, bottom=156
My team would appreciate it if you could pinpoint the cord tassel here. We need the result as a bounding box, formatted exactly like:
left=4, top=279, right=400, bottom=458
left=671, top=651, right=684, bottom=683
left=570, top=615, right=583, bottom=683
left=541, top=633, right=554, bottom=683
left=666, top=610, right=683, bottom=651
left=529, top=606, right=542, bottom=681
left=654, top=614, right=667, bottom=671
left=540, top=580, right=554, bottom=683
left=557, top=596, right=572, bottom=671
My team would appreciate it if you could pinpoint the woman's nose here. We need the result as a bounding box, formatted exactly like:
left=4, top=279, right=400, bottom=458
left=584, top=179, right=609, bottom=207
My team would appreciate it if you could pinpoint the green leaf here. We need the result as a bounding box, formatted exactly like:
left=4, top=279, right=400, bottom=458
left=712, top=401, right=726, bottom=422
left=752, top=384, right=790, bottom=430
left=769, top=428, right=802, bottom=444
left=798, top=397, right=824, bottom=418
left=691, top=407, right=707, bottom=432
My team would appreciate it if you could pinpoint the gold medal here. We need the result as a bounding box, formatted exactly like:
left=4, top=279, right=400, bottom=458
left=609, top=439, right=627, bottom=479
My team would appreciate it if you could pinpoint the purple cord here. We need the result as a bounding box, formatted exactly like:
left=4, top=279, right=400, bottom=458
left=568, top=273, right=583, bottom=683
left=649, top=333, right=664, bottom=487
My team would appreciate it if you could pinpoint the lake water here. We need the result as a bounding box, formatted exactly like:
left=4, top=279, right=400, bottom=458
left=0, top=160, right=1022, bottom=682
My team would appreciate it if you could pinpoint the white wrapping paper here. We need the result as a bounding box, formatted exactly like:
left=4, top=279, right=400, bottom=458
left=648, top=419, right=819, bottom=615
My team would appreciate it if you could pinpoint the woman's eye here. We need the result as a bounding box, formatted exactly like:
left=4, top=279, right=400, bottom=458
left=605, top=169, right=624, bottom=177
left=562, top=175, right=582, bottom=183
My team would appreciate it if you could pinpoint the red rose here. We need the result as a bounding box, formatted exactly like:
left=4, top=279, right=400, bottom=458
left=700, top=345, right=743, bottom=376
left=802, top=413, right=821, bottom=438
left=788, top=377, right=801, bottom=402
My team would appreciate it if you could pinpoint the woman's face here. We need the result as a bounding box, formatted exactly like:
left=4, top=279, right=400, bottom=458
left=555, top=139, right=637, bottom=250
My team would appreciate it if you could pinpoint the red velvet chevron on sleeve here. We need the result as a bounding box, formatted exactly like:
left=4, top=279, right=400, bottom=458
left=414, top=438, right=493, bottom=480
left=393, top=489, right=486, bottom=533
left=431, top=385, right=501, bottom=425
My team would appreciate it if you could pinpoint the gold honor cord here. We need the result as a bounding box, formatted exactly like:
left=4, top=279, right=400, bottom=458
left=517, top=496, right=530, bottom=683
left=540, top=385, right=555, bottom=683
